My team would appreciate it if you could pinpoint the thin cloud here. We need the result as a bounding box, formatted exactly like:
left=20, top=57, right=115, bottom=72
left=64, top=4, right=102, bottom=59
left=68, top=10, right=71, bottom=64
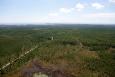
left=92, top=3, right=104, bottom=9
left=45, top=1, right=114, bottom=24
left=83, top=13, right=115, bottom=18
left=109, top=0, right=115, bottom=3
left=59, top=8, right=74, bottom=14
left=75, top=3, right=85, bottom=11
left=48, top=8, right=74, bottom=18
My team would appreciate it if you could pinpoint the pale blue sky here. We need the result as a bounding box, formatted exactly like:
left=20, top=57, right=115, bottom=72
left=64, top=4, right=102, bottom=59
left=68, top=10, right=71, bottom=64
left=0, top=0, right=115, bottom=24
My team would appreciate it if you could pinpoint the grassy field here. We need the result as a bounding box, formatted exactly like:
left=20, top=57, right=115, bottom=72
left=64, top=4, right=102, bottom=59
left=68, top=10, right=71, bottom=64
left=0, top=25, right=115, bottom=77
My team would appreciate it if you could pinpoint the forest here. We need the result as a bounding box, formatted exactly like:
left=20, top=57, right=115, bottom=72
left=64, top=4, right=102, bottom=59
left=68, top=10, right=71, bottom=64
left=0, top=25, right=115, bottom=77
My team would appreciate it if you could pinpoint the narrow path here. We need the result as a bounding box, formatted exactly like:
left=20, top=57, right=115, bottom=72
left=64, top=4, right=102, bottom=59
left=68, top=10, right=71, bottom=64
left=0, top=45, right=38, bottom=71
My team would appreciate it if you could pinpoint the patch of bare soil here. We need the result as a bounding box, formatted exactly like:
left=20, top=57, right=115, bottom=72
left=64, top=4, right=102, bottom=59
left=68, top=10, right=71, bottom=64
left=19, top=59, right=75, bottom=77
left=78, top=50, right=99, bottom=59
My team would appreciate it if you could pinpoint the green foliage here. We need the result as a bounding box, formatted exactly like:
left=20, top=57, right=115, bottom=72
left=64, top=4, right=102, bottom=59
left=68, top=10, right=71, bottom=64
left=0, top=26, right=115, bottom=77
left=85, top=51, right=115, bottom=77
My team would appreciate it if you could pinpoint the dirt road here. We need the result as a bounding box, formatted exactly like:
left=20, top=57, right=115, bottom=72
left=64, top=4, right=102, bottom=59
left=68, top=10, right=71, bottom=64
left=0, top=45, right=38, bottom=71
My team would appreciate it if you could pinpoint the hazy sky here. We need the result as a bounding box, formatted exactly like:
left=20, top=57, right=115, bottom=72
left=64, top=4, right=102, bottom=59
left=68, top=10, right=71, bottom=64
left=0, top=0, right=115, bottom=24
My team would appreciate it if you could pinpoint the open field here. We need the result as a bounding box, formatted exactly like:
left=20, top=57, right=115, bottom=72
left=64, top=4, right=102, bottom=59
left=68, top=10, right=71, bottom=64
left=0, top=25, right=115, bottom=77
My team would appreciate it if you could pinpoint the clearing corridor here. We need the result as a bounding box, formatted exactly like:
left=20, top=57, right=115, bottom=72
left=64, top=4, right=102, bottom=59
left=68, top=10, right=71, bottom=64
left=0, top=45, right=38, bottom=71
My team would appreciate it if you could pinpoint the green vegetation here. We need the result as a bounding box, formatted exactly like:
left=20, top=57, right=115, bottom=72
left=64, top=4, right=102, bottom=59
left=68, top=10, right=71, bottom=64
left=0, top=25, right=115, bottom=77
